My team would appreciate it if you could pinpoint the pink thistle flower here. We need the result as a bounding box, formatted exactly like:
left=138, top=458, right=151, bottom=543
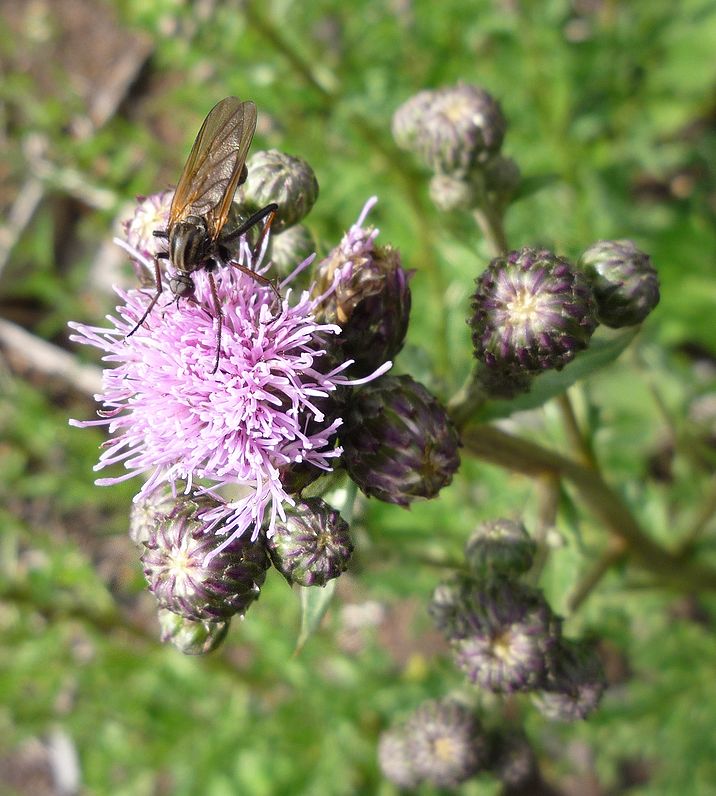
left=70, top=194, right=390, bottom=558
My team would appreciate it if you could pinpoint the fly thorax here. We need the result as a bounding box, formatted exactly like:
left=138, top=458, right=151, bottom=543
left=169, top=216, right=211, bottom=273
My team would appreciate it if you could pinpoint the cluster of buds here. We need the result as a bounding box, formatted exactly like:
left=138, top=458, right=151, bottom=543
left=378, top=698, right=546, bottom=791
left=133, top=489, right=355, bottom=654
left=470, top=246, right=599, bottom=397
left=429, top=518, right=606, bottom=720
left=392, top=82, right=519, bottom=213
left=470, top=243, right=660, bottom=397
left=85, top=165, right=462, bottom=652
left=309, top=199, right=461, bottom=508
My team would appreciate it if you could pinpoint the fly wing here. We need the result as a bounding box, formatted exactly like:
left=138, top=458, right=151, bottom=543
left=168, top=97, right=257, bottom=240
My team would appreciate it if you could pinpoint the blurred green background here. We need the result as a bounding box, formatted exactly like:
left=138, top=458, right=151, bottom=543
left=1, top=0, right=716, bottom=794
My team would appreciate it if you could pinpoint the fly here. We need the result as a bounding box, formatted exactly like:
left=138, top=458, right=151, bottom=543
left=127, top=96, right=279, bottom=373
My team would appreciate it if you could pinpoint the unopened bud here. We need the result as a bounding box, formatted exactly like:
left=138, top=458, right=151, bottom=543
left=157, top=608, right=229, bottom=655
left=342, top=375, right=460, bottom=506
left=393, top=84, right=506, bottom=176
left=465, top=518, right=536, bottom=579
left=313, top=237, right=411, bottom=378
left=267, top=498, right=353, bottom=587
left=471, top=247, right=598, bottom=374
left=141, top=499, right=270, bottom=621
left=577, top=239, right=660, bottom=328
left=239, top=149, right=319, bottom=231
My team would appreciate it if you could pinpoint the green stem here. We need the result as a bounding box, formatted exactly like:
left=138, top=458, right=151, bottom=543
left=676, top=474, right=716, bottom=559
left=447, top=368, right=489, bottom=428
left=526, top=473, right=561, bottom=585
left=472, top=203, right=508, bottom=256
left=461, top=423, right=716, bottom=591
left=556, top=391, right=596, bottom=468
left=567, top=538, right=628, bottom=612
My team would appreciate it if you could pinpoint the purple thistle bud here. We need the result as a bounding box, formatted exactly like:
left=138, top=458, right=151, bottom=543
left=70, top=195, right=390, bottom=554
left=238, top=149, right=319, bottom=232
left=393, top=84, right=506, bottom=177
left=157, top=607, right=229, bottom=655
left=404, top=699, right=488, bottom=788
left=342, top=374, right=460, bottom=506
left=448, top=579, right=560, bottom=693
left=267, top=497, right=353, bottom=587
left=577, top=239, right=660, bottom=328
left=377, top=728, right=420, bottom=789
left=471, top=247, right=599, bottom=374
left=465, top=518, right=536, bottom=579
left=312, top=200, right=411, bottom=378
left=533, top=638, right=606, bottom=721
left=141, top=499, right=270, bottom=621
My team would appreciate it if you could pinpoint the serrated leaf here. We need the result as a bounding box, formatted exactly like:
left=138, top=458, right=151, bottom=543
left=295, top=580, right=337, bottom=654
left=474, top=327, right=639, bottom=421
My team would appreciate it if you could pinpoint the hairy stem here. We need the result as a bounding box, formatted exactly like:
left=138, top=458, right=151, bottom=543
left=461, top=423, right=716, bottom=590
left=473, top=204, right=509, bottom=256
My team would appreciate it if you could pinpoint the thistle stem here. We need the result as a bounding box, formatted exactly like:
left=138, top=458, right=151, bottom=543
left=556, top=391, right=596, bottom=468
left=567, top=539, right=628, bottom=612
left=473, top=203, right=509, bottom=256
left=461, top=423, right=716, bottom=591
left=526, top=473, right=560, bottom=586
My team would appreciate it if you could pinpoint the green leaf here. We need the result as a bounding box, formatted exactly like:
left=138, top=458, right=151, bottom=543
left=295, top=581, right=337, bottom=654
left=474, top=327, right=639, bottom=421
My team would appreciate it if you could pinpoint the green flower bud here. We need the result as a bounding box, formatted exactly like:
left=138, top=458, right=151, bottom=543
left=533, top=639, right=606, bottom=721
left=129, top=487, right=176, bottom=547
left=403, top=699, right=488, bottom=788
left=471, top=247, right=598, bottom=374
left=483, top=154, right=521, bottom=209
left=238, top=149, right=319, bottom=232
left=448, top=579, right=560, bottom=693
left=268, top=223, right=316, bottom=281
left=465, top=518, right=536, bottom=579
left=577, top=239, right=660, bottom=328
left=342, top=375, right=460, bottom=506
left=429, top=173, right=477, bottom=211
left=267, top=497, right=353, bottom=587
left=393, top=84, right=506, bottom=177
left=157, top=608, right=229, bottom=655
left=313, top=240, right=412, bottom=378
left=141, top=499, right=270, bottom=621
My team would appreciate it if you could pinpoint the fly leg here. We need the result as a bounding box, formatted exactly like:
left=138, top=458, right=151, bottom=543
left=207, top=268, right=223, bottom=374
left=220, top=203, right=280, bottom=300
left=127, top=251, right=169, bottom=337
